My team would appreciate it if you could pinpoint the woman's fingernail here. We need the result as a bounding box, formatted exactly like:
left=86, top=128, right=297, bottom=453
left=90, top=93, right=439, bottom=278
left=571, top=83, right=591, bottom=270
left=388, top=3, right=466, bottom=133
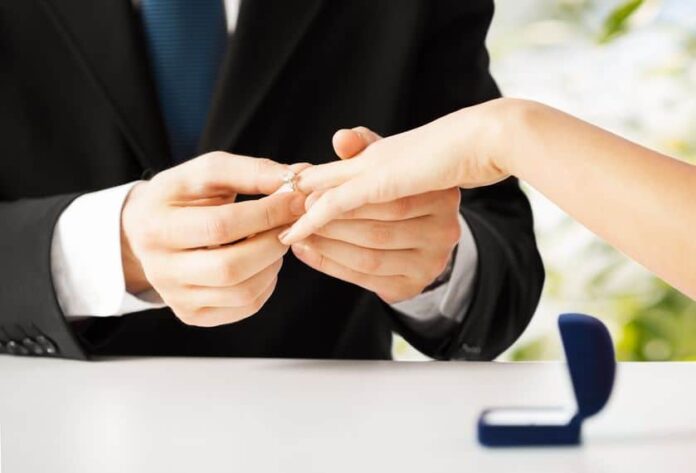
left=281, top=227, right=302, bottom=245
left=279, top=228, right=292, bottom=244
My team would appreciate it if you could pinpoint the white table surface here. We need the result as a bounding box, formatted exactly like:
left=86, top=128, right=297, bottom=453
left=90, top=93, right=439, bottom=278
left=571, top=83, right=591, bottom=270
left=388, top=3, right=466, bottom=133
left=1, top=358, right=694, bottom=473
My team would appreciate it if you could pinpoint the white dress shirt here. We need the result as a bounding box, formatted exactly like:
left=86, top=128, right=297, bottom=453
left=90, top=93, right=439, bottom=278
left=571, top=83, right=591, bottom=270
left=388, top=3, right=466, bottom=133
left=50, top=0, right=479, bottom=335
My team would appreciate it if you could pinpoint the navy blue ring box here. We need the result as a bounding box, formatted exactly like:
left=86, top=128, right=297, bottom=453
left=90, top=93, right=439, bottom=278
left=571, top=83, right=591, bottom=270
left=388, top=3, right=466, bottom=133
left=478, top=313, right=616, bottom=447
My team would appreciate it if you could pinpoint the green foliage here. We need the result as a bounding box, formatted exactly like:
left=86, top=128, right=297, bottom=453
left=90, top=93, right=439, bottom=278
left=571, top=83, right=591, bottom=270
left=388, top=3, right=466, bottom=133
left=598, top=0, right=645, bottom=43
left=510, top=337, right=553, bottom=361
left=616, top=283, right=696, bottom=361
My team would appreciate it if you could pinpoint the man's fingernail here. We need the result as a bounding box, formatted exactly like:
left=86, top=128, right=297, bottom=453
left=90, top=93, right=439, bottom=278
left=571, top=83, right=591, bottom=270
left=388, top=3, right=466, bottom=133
left=290, top=194, right=306, bottom=215
left=291, top=242, right=310, bottom=256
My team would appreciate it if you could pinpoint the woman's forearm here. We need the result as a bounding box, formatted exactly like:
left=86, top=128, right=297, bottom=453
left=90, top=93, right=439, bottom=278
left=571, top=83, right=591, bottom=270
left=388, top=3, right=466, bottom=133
left=490, top=99, right=696, bottom=298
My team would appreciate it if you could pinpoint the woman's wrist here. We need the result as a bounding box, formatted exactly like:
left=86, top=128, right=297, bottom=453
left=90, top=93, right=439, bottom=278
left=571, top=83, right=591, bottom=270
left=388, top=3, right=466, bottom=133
left=445, top=98, right=516, bottom=187
left=487, top=98, right=553, bottom=179
left=480, top=98, right=524, bottom=176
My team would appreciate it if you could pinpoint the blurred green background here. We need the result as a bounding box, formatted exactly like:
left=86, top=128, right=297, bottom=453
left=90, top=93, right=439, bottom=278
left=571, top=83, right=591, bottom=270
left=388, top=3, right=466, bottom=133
left=394, top=0, right=696, bottom=362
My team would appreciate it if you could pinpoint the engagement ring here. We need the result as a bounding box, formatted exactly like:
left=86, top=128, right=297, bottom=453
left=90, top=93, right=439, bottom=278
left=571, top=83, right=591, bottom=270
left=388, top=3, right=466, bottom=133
left=273, top=169, right=298, bottom=195
left=282, top=170, right=297, bottom=192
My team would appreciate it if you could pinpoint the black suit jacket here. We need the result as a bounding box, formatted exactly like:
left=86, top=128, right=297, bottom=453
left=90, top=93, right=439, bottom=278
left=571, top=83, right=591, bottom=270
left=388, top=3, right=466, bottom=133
left=0, top=0, right=544, bottom=360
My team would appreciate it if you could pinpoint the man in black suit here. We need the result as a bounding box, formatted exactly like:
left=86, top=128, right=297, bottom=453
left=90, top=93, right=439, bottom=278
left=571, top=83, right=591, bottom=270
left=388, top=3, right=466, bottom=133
left=0, top=0, right=543, bottom=360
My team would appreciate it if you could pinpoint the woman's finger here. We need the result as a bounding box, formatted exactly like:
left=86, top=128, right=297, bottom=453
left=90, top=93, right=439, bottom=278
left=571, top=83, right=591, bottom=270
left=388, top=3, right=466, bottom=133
left=291, top=243, right=407, bottom=301
left=299, top=127, right=382, bottom=192
left=295, top=157, right=363, bottom=194
left=297, top=235, right=420, bottom=276
left=280, top=176, right=374, bottom=244
left=332, top=127, right=382, bottom=160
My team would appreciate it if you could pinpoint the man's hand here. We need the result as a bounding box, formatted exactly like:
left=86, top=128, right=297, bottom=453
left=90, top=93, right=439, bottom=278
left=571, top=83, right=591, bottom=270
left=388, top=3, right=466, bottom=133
left=290, top=129, right=461, bottom=303
left=121, top=152, right=306, bottom=327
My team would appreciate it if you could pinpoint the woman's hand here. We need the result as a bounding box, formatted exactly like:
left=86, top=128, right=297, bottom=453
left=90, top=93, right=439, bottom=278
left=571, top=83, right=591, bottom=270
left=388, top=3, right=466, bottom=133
left=285, top=127, right=462, bottom=304
left=280, top=99, right=513, bottom=245
left=282, top=96, right=696, bottom=299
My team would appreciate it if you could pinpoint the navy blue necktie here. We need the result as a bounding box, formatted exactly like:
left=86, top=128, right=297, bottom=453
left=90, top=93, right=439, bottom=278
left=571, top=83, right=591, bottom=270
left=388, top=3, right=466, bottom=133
left=141, top=0, right=228, bottom=162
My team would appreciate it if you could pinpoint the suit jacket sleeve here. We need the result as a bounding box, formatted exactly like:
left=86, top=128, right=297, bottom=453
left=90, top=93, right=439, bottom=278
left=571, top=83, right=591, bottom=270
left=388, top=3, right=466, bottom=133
left=0, top=196, right=88, bottom=359
left=387, top=0, right=545, bottom=360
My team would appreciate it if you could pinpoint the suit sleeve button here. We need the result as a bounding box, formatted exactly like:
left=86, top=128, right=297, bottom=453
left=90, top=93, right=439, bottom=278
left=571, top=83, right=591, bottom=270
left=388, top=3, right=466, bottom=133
left=22, top=338, right=44, bottom=355
left=7, top=341, right=29, bottom=356
left=35, top=335, right=58, bottom=355
left=6, top=341, right=18, bottom=355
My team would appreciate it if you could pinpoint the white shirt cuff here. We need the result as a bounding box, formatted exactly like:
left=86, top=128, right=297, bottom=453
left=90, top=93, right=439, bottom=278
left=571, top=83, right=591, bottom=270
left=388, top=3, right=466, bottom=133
left=50, top=182, right=165, bottom=318
left=390, top=214, right=478, bottom=323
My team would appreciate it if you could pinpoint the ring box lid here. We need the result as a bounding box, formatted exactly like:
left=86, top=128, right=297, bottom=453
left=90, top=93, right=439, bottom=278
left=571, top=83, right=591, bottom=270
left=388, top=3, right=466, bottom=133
left=560, top=313, right=616, bottom=419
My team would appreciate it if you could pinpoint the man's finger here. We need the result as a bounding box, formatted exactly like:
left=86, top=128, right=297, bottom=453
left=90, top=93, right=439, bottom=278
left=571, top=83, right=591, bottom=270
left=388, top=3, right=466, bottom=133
left=175, top=228, right=290, bottom=287
left=181, top=282, right=277, bottom=327
left=154, top=152, right=290, bottom=201
left=295, top=156, right=363, bottom=194
left=291, top=243, right=406, bottom=301
left=337, top=191, right=455, bottom=221
left=315, top=217, right=430, bottom=250
left=332, top=127, right=382, bottom=160
left=297, top=235, right=419, bottom=277
left=162, top=192, right=305, bottom=249
left=181, top=259, right=282, bottom=309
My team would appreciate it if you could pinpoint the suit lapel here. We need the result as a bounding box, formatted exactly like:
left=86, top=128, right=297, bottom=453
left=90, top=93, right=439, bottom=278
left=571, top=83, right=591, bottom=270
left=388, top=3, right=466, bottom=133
left=200, top=0, right=324, bottom=153
left=40, top=0, right=170, bottom=172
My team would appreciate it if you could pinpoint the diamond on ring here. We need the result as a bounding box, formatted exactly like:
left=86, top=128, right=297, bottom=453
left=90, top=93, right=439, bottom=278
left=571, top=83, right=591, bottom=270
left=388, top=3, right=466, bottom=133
left=282, top=170, right=297, bottom=192
left=273, top=170, right=297, bottom=195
